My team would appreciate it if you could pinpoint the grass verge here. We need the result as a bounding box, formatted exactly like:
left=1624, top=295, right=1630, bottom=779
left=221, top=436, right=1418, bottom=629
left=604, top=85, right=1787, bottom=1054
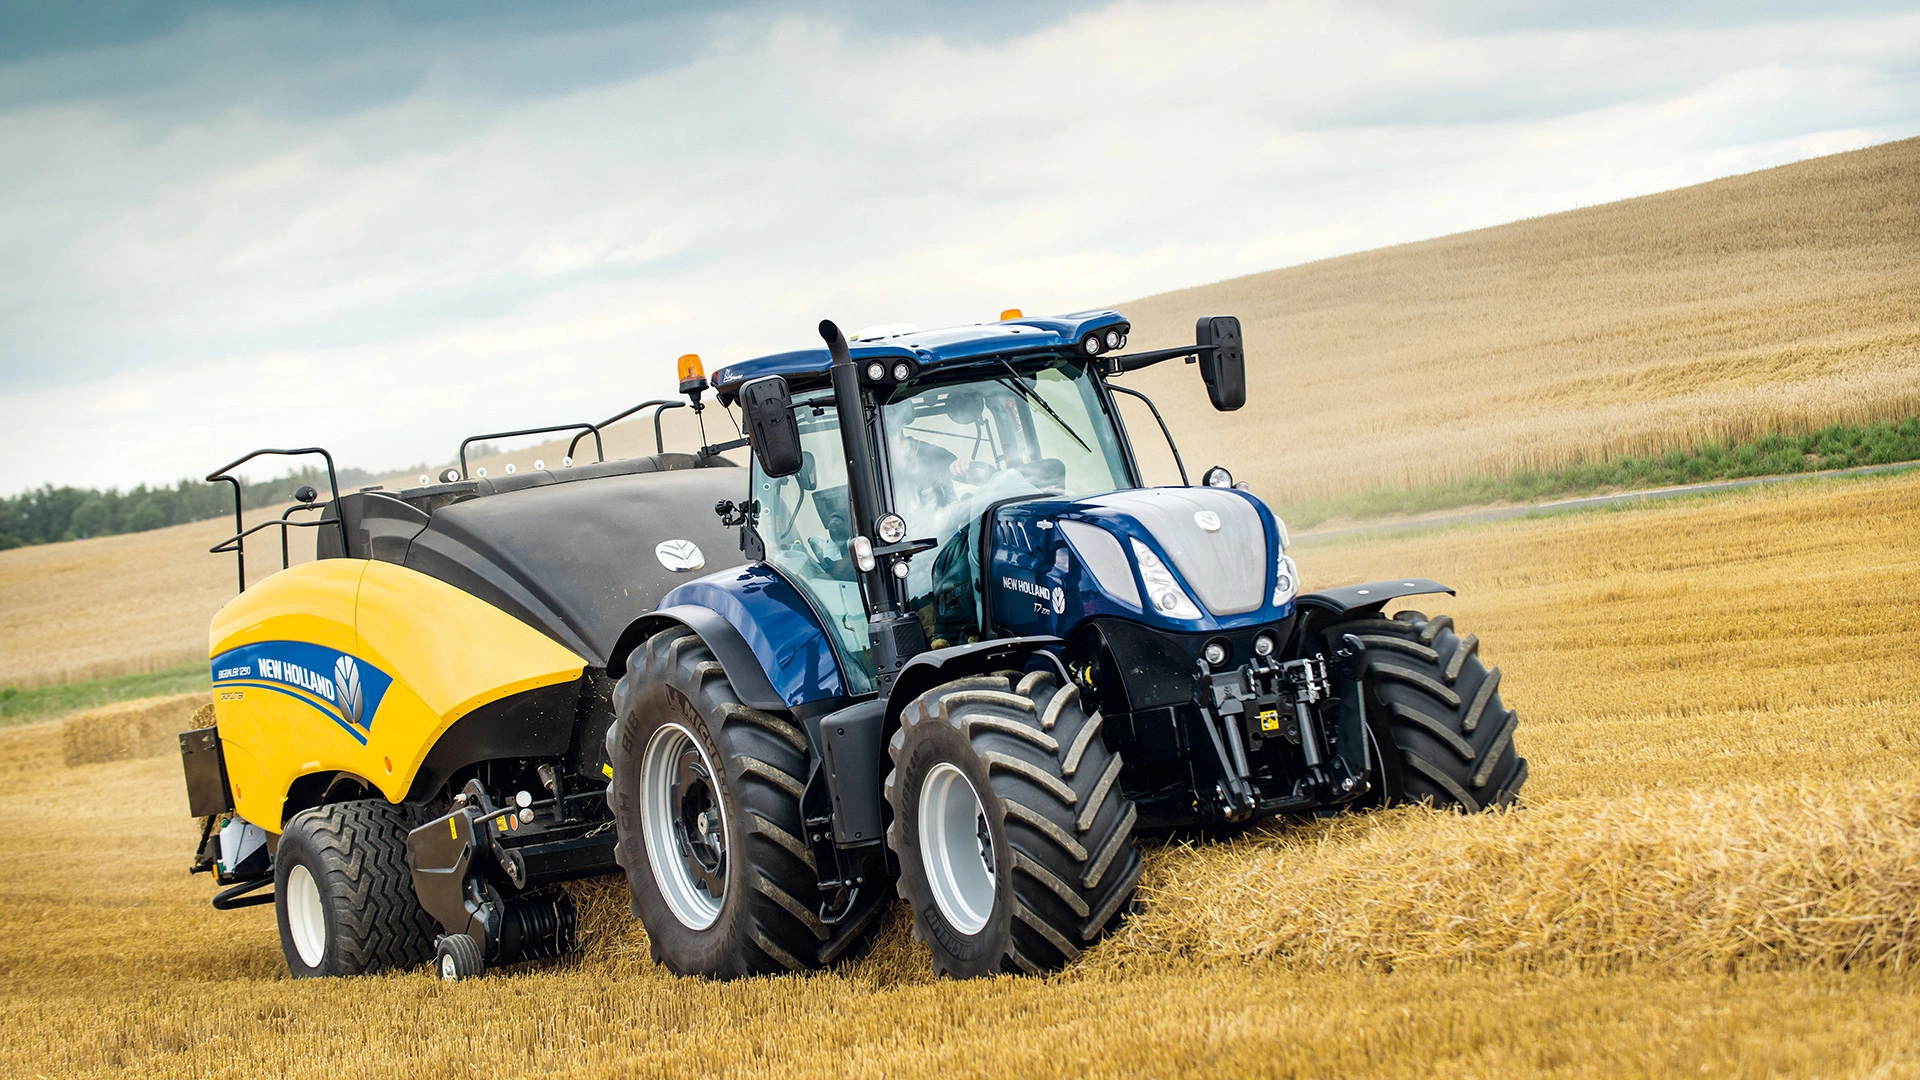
left=1278, top=416, right=1920, bottom=528
left=0, top=662, right=209, bottom=728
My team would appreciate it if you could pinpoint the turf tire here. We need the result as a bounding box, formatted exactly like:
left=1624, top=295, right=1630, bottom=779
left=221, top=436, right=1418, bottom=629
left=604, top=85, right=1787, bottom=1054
left=885, top=668, right=1143, bottom=978
left=1337, top=609, right=1528, bottom=811
left=607, top=627, right=888, bottom=978
left=273, top=799, right=439, bottom=978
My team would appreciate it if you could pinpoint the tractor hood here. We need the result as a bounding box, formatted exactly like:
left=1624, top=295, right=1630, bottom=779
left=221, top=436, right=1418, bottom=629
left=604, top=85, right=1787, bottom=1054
left=984, top=486, right=1296, bottom=638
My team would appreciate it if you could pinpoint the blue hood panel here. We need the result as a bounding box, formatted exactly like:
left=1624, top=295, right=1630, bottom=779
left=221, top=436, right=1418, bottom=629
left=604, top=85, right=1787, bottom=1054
left=987, top=488, right=1295, bottom=639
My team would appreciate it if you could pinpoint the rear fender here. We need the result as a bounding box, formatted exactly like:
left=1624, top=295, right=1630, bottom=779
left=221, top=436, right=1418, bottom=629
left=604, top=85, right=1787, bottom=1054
left=609, top=605, right=786, bottom=711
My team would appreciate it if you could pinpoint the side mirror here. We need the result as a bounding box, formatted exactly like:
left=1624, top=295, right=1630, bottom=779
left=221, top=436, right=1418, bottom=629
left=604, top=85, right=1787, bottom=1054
left=1196, top=315, right=1245, bottom=411
left=739, top=376, right=803, bottom=478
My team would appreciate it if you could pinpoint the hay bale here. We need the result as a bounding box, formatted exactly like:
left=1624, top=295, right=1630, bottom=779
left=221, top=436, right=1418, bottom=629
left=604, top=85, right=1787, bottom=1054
left=61, top=694, right=212, bottom=767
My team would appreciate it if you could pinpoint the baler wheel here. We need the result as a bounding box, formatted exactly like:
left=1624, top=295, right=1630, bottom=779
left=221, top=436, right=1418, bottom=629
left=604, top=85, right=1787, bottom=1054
left=273, top=799, right=439, bottom=978
left=885, top=669, right=1143, bottom=978
left=1340, top=610, right=1528, bottom=811
left=435, top=933, right=484, bottom=981
left=607, top=627, right=888, bottom=978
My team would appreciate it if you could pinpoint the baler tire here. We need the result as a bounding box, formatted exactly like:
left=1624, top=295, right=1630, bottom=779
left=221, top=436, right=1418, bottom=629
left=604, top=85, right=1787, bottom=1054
left=273, top=799, right=439, bottom=978
left=435, top=933, right=484, bottom=981
left=1338, top=611, right=1527, bottom=811
left=606, top=627, right=886, bottom=979
left=885, top=669, right=1142, bottom=978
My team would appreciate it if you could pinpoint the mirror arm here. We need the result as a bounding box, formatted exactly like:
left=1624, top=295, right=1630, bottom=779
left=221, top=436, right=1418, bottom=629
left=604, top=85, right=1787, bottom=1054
left=1104, top=343, right=1217, bottom=375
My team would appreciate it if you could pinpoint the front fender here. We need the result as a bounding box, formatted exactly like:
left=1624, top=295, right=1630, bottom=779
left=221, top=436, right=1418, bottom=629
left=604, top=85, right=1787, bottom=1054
left=885, top=636, right=1067, bottom=732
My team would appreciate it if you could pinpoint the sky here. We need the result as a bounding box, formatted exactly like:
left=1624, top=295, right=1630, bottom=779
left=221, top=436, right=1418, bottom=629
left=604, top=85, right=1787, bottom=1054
left=2, top=0, right=1917, bottom=493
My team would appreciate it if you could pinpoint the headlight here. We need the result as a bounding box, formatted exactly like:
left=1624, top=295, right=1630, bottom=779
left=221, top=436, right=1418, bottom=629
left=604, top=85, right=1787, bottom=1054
left=875, top=513, right=907, bottom=544
left=1272, top=554, right=1298, bottom=605
left=865, top=361, right=886, bottom=382
left=1274, top=516, right=1290, bottom=552
left=1130, top=538, right=1201, bottom=620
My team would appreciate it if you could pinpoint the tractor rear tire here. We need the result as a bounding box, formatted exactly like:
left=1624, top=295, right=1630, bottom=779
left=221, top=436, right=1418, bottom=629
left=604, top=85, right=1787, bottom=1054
left=273, top=799, right=439, bottom=978
left=1337, top=609, right=1528, bottom=811
left=607, top=627, right=888, bottom=978
left=885, top=668, right=1143, bottom=978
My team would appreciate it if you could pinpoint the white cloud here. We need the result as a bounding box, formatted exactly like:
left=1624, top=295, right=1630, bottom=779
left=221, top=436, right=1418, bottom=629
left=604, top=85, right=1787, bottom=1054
left=1, top=0, right=1918, bottom=492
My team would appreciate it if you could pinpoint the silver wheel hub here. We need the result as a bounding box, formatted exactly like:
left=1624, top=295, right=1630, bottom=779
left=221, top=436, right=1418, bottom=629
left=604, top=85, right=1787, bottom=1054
left=641, top=722, right=729, bottom=930
left=285, top=862, right=326, bottom=968
left=918, top=762, right=997, bottom=935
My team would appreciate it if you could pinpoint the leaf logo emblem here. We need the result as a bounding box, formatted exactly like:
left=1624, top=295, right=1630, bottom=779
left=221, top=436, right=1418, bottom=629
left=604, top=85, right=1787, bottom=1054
left=334, top=655, right=365, bottom=728
left=655, top=539, right=706, bottom=572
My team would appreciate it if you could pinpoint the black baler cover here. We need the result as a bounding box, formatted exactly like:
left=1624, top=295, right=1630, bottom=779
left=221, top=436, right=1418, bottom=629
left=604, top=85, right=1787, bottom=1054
left=401, top=463, right=748, bottom=665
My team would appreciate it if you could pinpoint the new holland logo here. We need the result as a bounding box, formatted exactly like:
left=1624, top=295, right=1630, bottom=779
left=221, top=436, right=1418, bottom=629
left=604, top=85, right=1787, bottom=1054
left=656, top=539, right=705, bottom=572
left=1194, top=510, right=1222, bottom=533
left=210, top=641, right=393, bottom=745
left=334, top=655, right=364, bottom=728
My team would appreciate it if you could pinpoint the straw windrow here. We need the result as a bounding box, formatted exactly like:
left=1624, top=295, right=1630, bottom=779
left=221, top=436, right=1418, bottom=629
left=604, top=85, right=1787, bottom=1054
left=1090, top=780, right=1920, bottom=975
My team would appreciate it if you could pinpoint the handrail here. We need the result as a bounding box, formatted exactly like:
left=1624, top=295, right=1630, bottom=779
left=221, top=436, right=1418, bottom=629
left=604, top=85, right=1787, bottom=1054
left=1107, top=385, right=1190, bottom=486
left=567, top=399, right=689, bottom=461
left=203, top=447, right=347, bottom=593
left=458, top=423, right=603, bottom=480
left=279, top=501, right=329, bottom=569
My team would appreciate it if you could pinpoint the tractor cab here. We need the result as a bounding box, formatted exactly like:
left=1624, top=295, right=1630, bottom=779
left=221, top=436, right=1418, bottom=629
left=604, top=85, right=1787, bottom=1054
left=746, top=346, right=1137, bottom=691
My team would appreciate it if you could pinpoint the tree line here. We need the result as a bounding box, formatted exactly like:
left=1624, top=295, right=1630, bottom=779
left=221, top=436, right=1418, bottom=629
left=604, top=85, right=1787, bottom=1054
left=0, top=465, right=382, bottom=549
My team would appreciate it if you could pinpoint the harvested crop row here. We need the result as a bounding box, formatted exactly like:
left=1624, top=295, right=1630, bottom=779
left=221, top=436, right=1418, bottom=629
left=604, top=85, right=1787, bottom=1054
left=1090, top=779, right=1920, bottom=975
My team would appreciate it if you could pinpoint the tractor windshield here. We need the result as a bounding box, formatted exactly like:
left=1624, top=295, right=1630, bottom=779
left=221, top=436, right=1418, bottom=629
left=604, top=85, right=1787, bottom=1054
left=879, top=356, right=1131, bottom=645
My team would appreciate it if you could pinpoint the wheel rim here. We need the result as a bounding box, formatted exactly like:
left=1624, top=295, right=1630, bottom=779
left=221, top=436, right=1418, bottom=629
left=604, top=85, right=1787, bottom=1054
left=439, top=952, right=458, bottom=981
left=285, top=863, right=327, bottom=968
left=641, top=722, right=729, bottom=930
left=918, top=762, right=996, bottom=935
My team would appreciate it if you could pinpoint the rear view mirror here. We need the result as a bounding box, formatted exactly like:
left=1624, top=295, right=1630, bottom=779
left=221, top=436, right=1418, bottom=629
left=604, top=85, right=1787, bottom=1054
left=1196, top=315, right=1245, bottom=411
left=740, top=376, right=803, bottom=478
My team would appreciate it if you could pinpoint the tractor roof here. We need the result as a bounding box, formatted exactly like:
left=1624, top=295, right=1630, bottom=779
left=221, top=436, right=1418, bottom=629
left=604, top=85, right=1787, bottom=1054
left=709, top=310, right=1129, bottom=395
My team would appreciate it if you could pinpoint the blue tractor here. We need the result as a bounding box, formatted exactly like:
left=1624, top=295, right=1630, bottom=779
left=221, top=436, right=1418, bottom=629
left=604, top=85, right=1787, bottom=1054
left=604, top=312, right=1526, bottom=979
left=185, top=308, right=1524, bottom=982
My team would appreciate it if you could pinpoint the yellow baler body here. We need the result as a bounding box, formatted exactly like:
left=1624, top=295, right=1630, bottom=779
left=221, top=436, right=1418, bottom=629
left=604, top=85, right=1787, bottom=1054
left=208, top=558, right=586, bottom=831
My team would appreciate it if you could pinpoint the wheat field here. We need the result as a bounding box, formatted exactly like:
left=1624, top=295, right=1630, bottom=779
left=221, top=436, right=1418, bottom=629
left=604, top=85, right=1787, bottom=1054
left=1117, top=137, right=1920, bottom=499
left=8, top=468, right=1920, bottom=1078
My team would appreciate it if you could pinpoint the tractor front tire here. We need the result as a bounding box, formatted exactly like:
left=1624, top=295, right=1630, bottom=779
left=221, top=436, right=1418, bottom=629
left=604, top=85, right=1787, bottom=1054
left=886, top=668, right=1143, bottom=978
left=1340, top=609, right=1528, bottom=811
left=607, top=627, right=887, bottom=978
left=273, top=799, right=438, bottom=978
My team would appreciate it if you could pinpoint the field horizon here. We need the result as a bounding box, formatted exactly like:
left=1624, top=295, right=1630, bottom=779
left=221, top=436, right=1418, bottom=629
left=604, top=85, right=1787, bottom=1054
left=6, top=137, right=1915, bottom=690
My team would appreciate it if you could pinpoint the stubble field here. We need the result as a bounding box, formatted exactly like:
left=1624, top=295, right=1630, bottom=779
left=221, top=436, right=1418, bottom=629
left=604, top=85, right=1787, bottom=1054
left=9, top=469, right=1920, bottom=1078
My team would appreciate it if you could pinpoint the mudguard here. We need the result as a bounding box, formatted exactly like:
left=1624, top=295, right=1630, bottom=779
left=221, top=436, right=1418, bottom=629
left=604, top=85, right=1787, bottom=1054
left=1296, top=578, right=1453, bottom=617
left=884, top=636, right=1068, bottom=731
left=609, top=563, right=850, bottom=711
left=610, top=604, right=786, bottom=712
left=1290, top=577, right=1454, bottom=658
